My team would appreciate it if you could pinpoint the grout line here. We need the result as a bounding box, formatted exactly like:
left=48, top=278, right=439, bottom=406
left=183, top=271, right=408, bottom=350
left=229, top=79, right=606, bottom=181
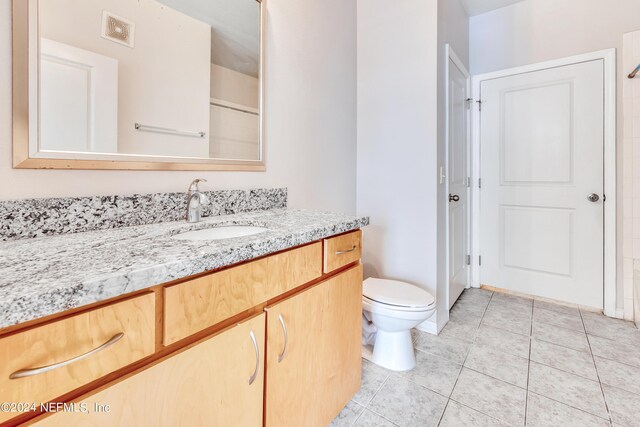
left=533, top=317, right=587, bottom=335
left=478, top=302, right=532, bottom=337
left=436, top=399, right=452, bottom=427
left=397, top=373, right=457, bottom=401
left=476, top=321, right=531, bottom=338
left=587, top=350, right=640, bottom=371
left=414, top=347, right=465, bottom=366
left=526, top=390, right=612, bottom=423
left=436, top=291, right=494, bottom=427
left=579, top=306, right=614, bottom=425
left=524, top=298, right=534, bottom=426
left=436, top=290, right=495, bottom=427
left=364, top=405, right=402, bottom=426
left=365, top=375, right=390, bottom=408
left=348, top=403, right=366, bottom=427
left=351, top=406, right=401, bottom=427
left=445, top=398, right=512, bottom=425
left=586, top=329, right=640, bottom=343
left=529, top=332, right=591, bottom=355
left=526, top=357, right=600, bottom=384
left=461, top=365, right=527, bottom=391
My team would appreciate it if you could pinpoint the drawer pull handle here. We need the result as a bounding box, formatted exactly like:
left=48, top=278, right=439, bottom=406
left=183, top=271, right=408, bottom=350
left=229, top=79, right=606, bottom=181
left=9, top=333, right=124, bottom=380
left=248, top=330, right=259, bottom=385
left=336, top=245, right=357, bottom=255
left=277, top=314, right=288, bottom=363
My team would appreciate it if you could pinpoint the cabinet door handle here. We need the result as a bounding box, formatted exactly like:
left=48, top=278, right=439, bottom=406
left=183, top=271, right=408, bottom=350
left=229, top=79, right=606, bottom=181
left=277, top=314, right=288, bottom=363
left=248, top=330, right=259, bottom=385
left=336, top=245, right=357, bottom=255
left=9, top=332, right=124, bottom=380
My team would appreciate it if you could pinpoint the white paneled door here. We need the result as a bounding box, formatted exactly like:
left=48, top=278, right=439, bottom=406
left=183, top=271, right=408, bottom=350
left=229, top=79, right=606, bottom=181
left=480, top=60, right=604, bottom=308
left=40, top=38, right=118, bottom=154
left=448, top=56, right=470, bottom=309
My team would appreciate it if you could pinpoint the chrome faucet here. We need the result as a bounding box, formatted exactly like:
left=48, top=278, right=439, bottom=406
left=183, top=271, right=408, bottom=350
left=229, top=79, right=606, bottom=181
left=186, top=179, right=209, bottom=223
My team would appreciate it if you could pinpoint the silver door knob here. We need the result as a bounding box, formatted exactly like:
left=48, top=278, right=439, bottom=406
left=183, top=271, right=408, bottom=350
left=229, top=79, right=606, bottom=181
left=587, top=193, right=600, bottom=203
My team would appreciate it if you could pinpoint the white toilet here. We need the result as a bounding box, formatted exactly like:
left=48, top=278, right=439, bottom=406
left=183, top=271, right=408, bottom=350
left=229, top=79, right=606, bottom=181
left=362, top=278, right=436, bottom=371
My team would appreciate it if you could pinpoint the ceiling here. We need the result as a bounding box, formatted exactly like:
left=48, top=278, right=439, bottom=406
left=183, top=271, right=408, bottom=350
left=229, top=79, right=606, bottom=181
left=157, top=0, right=260, bottom=78
left=461, top=0, right=526, bottom=16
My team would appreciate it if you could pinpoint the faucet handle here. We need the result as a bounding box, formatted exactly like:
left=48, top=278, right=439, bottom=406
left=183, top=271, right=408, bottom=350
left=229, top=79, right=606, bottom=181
left=188, top=178, right=207, bottom=192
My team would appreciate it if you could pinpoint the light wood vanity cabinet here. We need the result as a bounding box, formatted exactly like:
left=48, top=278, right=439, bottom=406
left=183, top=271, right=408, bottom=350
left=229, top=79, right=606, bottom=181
left=32, top=314, right=266, bottom=427
left=265, top=265, right=363, bottom=427
left=0, top=294, right=155, bottom=425
left=5, top=230, right=362, bottom=426
left=163, top=242, right=322, bottom=345
left=323, top=230, right=362, bottom=274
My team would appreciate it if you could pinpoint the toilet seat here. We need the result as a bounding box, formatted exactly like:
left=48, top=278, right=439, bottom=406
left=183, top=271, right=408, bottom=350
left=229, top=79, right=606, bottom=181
left=361, top=277, right=437, bottom=371
left=363, top=278, right=435, bottom=311
left=363, top=296, right=434, bottom=313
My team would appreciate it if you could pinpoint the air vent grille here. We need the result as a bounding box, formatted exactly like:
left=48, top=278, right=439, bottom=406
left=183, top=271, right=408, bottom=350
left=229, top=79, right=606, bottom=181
left=101, top=11, right=135, bottom=48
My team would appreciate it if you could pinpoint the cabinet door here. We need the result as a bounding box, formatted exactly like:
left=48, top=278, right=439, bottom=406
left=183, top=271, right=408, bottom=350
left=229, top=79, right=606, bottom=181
left=34, top=313, right=266, bottom=427
left=265, top=265, right=363, bottom=427
left=0, top=294, right=155, bottom=425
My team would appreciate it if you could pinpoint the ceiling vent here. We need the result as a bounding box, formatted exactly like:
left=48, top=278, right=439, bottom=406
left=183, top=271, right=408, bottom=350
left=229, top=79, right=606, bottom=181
left=101, top=11, right=135, bottom=48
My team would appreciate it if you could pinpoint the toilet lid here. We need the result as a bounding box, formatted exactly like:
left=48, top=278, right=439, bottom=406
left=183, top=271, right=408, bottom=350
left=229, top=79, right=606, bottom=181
left=363, top=278, right=435, bottom=309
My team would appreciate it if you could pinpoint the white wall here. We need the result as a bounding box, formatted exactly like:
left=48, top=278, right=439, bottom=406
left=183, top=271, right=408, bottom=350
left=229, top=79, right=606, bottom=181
left=0, top=0, right=357, bottom=214
left=470, top=0, right=640, bottom=314
left=357, top=0, right=441, bottom=330
left=623, top=30, right=640, bottom=321
left=209, top=63, right=260, bottom=160
left=211, top=63, right=259, bottom=109
left=40, top=0, right=212, bottom=158
left=470, top=0, right=640, bottom=75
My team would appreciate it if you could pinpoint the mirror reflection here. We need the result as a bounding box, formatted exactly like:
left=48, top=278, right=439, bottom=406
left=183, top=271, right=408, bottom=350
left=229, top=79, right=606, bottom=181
left=38, top=0, right=261, bottom=161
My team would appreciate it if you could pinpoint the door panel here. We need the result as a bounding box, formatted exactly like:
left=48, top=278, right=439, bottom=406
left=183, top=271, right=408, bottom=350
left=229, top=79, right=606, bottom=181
left=502, top=206, right=573, bottom=276
left=448, top=58, right=470, bottom=308
left=480, top=60, right=604, bottom=308
left=501, top=82, right=573, bottom=184
left=265, top=265, right=362, bottom=427
left=40, top=38, right=118, bottom=154
left=34, top=314, right=266, bottom=427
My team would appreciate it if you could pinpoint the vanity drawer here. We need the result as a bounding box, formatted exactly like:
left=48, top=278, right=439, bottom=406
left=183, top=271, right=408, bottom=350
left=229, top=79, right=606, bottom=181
left=163, top=242, right=322, bottom=345
left=0, top=293, right=155, bottom=423
left=323, top=230, right=362, bottom=274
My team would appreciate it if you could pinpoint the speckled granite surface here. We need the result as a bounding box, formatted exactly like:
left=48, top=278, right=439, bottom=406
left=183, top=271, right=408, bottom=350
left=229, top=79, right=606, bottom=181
left=0, top=209, right=369, bottom=328
left=0, top=188, right=287, bottom=241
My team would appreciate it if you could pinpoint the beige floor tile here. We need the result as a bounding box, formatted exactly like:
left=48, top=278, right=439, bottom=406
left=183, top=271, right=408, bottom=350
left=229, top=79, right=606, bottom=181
left=451, top=368, right=526, bottom=426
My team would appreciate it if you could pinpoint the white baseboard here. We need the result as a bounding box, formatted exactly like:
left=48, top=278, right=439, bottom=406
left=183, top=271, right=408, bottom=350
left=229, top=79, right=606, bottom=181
left=415, top=315, right=446, bottom=335
left=361, top=345, right=374, bottom=362
left=603, top=308, right=624, bottom=319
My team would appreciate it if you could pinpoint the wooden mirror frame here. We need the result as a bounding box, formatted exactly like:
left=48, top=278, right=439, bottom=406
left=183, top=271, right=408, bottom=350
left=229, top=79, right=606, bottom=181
left=12, top=0, right=265, bottom=171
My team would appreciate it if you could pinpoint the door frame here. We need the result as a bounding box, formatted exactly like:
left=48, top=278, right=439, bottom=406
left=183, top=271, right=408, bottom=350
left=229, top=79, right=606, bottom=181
left=445, top=44, right=471, bottom=311
left=471, top=48, right=617, bottom=316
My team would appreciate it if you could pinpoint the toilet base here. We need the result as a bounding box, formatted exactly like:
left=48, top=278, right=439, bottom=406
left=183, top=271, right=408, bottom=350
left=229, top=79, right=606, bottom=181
left=370, top=329, right=416, bottom=371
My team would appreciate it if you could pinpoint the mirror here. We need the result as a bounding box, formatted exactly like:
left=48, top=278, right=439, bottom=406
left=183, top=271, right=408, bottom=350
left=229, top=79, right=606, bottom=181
left=12, top=0, right=264, bottom=170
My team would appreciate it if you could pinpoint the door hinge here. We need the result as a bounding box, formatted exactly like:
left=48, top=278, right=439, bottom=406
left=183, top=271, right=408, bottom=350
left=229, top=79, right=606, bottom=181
left=466, top=255, right=471, bottom=266
left=478, top=178, right=482, bottom=189
left=476, top=100, right=483, bottom=111
left=465, top=98, right=473, bottom=110
left=466, top=177, right=471, bottom=188
left=479, top=255, right=482, bottom=266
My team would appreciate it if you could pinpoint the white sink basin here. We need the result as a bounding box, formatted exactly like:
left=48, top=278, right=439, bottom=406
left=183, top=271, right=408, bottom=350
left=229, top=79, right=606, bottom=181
left=172, top=225, right=268, bottom=241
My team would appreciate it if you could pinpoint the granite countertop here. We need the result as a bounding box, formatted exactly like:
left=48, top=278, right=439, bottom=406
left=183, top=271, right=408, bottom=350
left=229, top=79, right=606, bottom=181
left=0, top=209, right=369, bottom=329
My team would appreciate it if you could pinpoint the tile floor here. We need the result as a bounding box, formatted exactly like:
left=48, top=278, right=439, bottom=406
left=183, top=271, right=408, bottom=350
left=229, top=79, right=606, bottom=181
left=331, top=288, right=640, bottom=427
